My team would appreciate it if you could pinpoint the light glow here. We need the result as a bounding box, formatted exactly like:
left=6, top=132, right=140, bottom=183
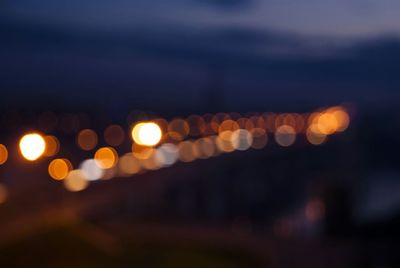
left=132, top=122, right=162, bottom=146
left=48, top=158, right=72, bottom=180
left=19, top=133, right=46, bottom=161
left=0, top=144, right=8, bottom=165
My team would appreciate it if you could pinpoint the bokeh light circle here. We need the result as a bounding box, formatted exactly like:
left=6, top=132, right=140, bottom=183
left=19, top=133, right=46, bottom=161
left=0, top=144, right=8, bottom=165
left=94, top=147, right=118, bottom=169
left=80, top=159, right=104, bottom=181
left=48, top=158, right=72, bottom=180
left=132, top=122, right=162, bottom=146
left=64, top=170, right=89, bottom=192
left=275, top=125, right=296, bottom=147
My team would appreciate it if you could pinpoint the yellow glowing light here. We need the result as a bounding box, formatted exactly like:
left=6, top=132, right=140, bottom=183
left=317, top=113, right=338, bottom=135
left=94, top=147, right=118, bottom=169
left=132, top=122, right=162, bottom=146
left=330, top=108, right=350, bottom=132
left=48, top=158, right=72, bottom=180
left=19, top=133, right=46, bottom=161
left=0, top=144, right=8, bottom=165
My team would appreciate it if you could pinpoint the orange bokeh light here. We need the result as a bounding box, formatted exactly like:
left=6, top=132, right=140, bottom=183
left=94, top=147, right=118, bottom=169
left=48, top=158, right=72, bottom=180
left=43, top=135, right=60, bottom=157
left=77, top=129, right=98, bottom=151
left=0, top=144, right=8, bottom=165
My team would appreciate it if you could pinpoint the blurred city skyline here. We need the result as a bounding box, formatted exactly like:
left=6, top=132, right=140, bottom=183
left=1, top=2, right=400, bottom=267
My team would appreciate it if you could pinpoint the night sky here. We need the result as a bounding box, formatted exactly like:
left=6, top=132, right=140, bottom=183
left=1, top=0, right=400, bottom=113
left=4, top=0, right=400, bottom=37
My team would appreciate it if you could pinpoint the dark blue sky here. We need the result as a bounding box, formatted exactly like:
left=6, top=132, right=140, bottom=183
left=1, top=0, right=400, bottom=113
left=3, top=0, right=400, bottom=38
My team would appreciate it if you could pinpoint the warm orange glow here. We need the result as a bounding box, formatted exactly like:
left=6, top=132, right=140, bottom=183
left=0, top=184, right=8, bottom=204
left=282, top=114, right=296, bottom=129
left=210, top=113, right=230, bottom=133
left=249, top=116, right=264, bottom=130
left=187, top=115, right=206, bottom=136
left=275, top=125, right=296, bottom=147
left=292, top=113, right=306, bottom=133
left=193, top=137, right=215, bottom=159
left=274, top=114, right=286, bottom=129
left=43, top=135, right=60, bottom=157
left=167, top=119, right=189, bottom=141
left=94, top=147, right=118, bottom=169
left=119, top=153, right=141, bottom=175
left=132, top=143, right=155, bottom=160
left=104, top=125, right=125, bottom=146
left=200, top=115, right=215, bottom=136
left=218, top=119, right=239, bottom=133
left=317, top=113, right=338, bottom=135
left=132, top=122, right=162, bottom=146
left=308, top=107, right=350, bottom=135
left=155, top=143, right=179, bottom=167
left=306, top=127, right=327, bottom=145
left=178, top=141, right=196, bottom=162
left=237, top=118, right=254, bottom=131
left=139, top=150, right=162, bottom=170
left=264, top=112, right=277, bottom=132
left=48, top=158, right=72, bottom=180
left=328, top=107, right=350, bottom=132
left=101, top=166, right=118, bottom=180
left=0, top=144, right=8, bottom=165
left=216, top=131, right=235, bottom=153
left=77, top=129, right=98, bottom=151
left=307, top=112, right=320, bottom=126
left=19, top=133, right=46, bottom=161
left=153, top=118, right=169, bottom=134
left=231, top=129, right=253, bottom=151
left=64, top=170, right=89, bottom=192
left=250, top=128, right=268, bottom=149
